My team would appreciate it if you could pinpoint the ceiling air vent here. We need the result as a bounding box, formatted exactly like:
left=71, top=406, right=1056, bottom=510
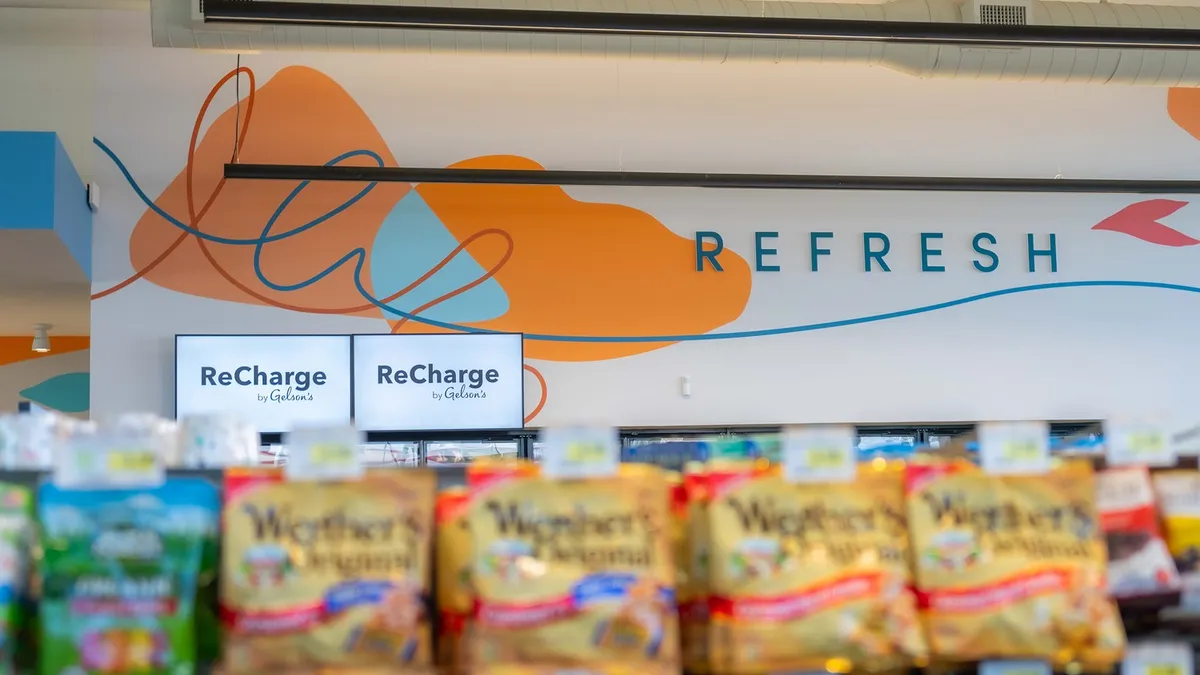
left=962, top=0, right=1031, bottom=25
left=979, top=4, right=1026, bottom=25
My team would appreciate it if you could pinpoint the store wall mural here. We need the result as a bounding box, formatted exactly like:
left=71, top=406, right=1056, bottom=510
left=0, top=337, right=89, bottom=415
left=89, top=51, right=1200, bottom=427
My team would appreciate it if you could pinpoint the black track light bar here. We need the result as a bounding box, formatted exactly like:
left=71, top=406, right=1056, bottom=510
left=224, top=163, right=1200, bottom=194
left=202, top=0, right=1200, bottom=50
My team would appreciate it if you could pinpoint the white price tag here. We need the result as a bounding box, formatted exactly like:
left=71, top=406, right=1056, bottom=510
left=180, top=414, right=259, bottom=468
left=978, top=421, right=1050, bottom=475
left=782, top=425, right=856, bottom=483
left=285, top=425, right=364, bottom=481
left=539, top=426, right=619, bottom=479
left=1106, top=419, right=1176, bottom=467
left=1122, top=642, right=1194, bottom=675
left=980, top=661, right=1051, bottom=675
left=53, top=432, right=165, bottom=489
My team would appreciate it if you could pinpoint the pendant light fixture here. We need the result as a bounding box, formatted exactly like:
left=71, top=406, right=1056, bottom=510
left=31, top=324, right=51, bottom=353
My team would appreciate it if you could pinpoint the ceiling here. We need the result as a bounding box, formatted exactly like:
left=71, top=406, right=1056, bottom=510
left=0, top=231, right=90, bottom=336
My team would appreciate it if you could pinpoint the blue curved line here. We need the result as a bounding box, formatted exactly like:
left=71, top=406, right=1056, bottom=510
left=94, top=138, right=384, bottom=246
left=95, top=137, right=1200, bottom=344
left=254, top=150, right=381, bottom=291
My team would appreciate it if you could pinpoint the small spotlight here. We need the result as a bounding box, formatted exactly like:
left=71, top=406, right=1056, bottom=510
left=31, top=324, right=51, bottom=353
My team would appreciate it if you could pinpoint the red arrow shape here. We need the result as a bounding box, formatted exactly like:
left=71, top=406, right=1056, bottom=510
left=1092, top=199, right=1199, bottom=247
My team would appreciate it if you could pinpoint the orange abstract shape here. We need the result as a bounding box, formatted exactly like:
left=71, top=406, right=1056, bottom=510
left=126, top=66, right=407, bottom=316
left=1168, top=88, right=1200, bottom=141
left=0, top=336, right=89, bottom=368
left=413, top=156, right=752, bottom=361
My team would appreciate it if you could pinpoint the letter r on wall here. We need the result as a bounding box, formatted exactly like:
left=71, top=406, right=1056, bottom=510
left=695, top=231, right=725, bottom=272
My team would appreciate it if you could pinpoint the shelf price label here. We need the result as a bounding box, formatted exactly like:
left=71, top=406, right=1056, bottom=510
left=540, top=426, right=619, bottom=480
left=106, top=448, right=158, bottom=475
left=54, top=435, right=165, bottom=490
left=1106, top=419, right=1175, bottom=467
left=783, top=425, right=856, bottom=484
left=1122, top=642, right=1193, bottom=675
left=979, top=421, right=1050, bottom=475
left=1145, top=666, right=1184, bottom=675
left=285, top=425, right=364, bottom=481
left=979, top=660, right=1051, bottom=675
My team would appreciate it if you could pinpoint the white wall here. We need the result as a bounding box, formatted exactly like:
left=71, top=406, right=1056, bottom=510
left=0, top=8, right=146, bottom=181
left=84, top=15, right=1200, bottom=429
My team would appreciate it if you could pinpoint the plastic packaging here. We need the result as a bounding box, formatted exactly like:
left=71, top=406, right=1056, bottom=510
left=220, top=467, right=435, bottom=673
left=38, top=477, right=219, bottom=675
left=906, top=456, right=1125, bottom=667
left=706, top=459, right=926, bottom=674
left=466, top=460, right=678, bottom=671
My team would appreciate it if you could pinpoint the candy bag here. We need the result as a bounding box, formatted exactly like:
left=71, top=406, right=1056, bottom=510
left=220, top=467, right=435, bottom=674
left=437, top=486, right=473, bottom=673
left=0, top=483, right=32, bottom=675
left=38, top=477, right=219, bottom=675
left=680, top=464, right=711, bottom=675
left=706, top=459, right=925, bottom=675
left=1096, top=466, right=1179, bottom=600
left=1152, top=470, right=1200, bottom=611
left=467, top=460, right=678, bottom=670
left=906, top=456, right=1124, bottom=667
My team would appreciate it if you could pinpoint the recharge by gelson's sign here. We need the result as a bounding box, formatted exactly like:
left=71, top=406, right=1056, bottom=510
left=174, top=335, right=352, bottom=432
left=352, top=333, right=524, bottom=432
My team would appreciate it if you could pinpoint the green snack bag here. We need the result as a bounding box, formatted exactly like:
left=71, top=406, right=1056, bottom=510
left=38, top=478, right=219, bottom=675
left=194, top=517, right=220, bottom=665
left=0, top=483, right=33, bottom=675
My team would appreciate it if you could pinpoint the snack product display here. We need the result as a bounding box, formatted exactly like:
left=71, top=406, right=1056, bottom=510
left=906, top=456, right=1125, bottom=666
left=38, top=477, right=219, bottom=675
left=706, top=459, right=925, bottom=675
left=466, top=460, right=678, bottom=670
left=220, top=467, right=435, bottom=674
left=436, top=487, right=473, bottom=673
left=11, top=414, right=1200, bottom=675
left=1096, top=467, right=1179, bottom=600
left=1152, top=470, right=1200, bottom=610
left=0, top=483, right=31, bottom=675
left=679, top=464, right=710, bottom=675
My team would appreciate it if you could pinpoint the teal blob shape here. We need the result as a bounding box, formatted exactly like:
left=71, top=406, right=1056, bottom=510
left=19, top=372, right=89, bottom=413
left=370, top=191, right=508, bottom=324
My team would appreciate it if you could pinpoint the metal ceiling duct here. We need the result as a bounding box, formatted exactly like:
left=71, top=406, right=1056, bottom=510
left=152, top=0, right=1200, bottom=85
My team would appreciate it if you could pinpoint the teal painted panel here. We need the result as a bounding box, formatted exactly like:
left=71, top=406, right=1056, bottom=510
left=19, top=372, right=89, bottom=413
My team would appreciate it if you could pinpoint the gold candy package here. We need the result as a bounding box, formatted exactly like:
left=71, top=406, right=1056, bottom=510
left=705, top=460, right=926, bottom=675
left=466, top=460, right=678, bottom=670
left=905, top=457, right=1125, bottom=666
left=679, top=465, right=711, bottom=675
left=220, top=467, right=435, bottom=674
left=436, top=487, right=473, bottom=673
left=469, top=664, right=680, bottom=675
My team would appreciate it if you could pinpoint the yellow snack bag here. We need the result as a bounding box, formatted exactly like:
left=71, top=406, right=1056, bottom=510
left=437, top=487, right=474, bottom=672
left=1152, top=470, right=1200, bottom=609
left=706, top=459, right=926, bottom=675
left=466, top=460, right=678, bottom=669
left=468, top=665, right=680, bottom=675
left=906, top=456, right=1124, bottom=666
left=220, top=467, right=435, bottom=674
left=680, top=464, right=711, bottom=675
left=665, top=471, right=688, bottom=596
